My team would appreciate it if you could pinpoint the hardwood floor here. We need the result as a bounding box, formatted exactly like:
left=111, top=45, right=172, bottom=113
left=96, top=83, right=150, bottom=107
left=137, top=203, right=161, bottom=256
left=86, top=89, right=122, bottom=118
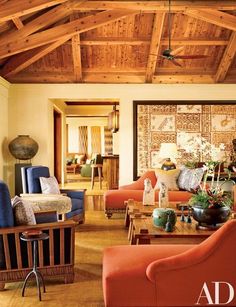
left=60, top=174, right=108, bottom=196
left=1, top=195, right=127, bottom=307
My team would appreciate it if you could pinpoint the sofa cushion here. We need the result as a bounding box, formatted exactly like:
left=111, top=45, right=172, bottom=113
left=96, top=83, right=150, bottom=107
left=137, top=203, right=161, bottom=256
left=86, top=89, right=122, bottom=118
left=75, top=154, right=86, bottom=164
left=11, top=196, right=36, bottom=226
left=154, top=168, right=180, bottom=191
left=104, top=189, right=193, bottom=209
left=178, top=166, right=204, bottom=192
left=39, top=176, right=60, bottom=194
left=120, top=170, right=157, bottom=190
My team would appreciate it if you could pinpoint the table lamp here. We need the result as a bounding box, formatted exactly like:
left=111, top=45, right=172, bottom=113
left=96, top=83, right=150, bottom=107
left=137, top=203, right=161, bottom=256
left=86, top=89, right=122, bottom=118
left=159, top=143, right=178, bottom=170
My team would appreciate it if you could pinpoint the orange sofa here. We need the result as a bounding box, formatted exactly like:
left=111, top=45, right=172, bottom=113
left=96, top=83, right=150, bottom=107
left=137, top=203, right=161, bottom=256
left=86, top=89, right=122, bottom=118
left=104, top=170, right=193, bottom=218
left=103, top=219, right=236, bottom=307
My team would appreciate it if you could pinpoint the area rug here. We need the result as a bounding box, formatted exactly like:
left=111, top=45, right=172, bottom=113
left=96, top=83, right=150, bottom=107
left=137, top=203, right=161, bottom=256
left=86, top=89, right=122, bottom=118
left=1, top=211, right=127, bottom=307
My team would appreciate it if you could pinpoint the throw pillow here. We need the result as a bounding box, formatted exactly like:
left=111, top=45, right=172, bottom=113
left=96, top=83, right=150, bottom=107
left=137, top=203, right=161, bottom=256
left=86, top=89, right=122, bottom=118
left=39, top=176, right=60, bottom=194
left=75, top=154, right=86, bottom=164
left=11, top=196, right=36, bottom=226
left=178, top=166, right=204, bottom=192
left=154, top=169, right=180, bottom=191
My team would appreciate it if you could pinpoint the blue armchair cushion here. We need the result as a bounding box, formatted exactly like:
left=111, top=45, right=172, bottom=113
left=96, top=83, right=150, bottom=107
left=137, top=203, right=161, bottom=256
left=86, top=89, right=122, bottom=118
left=0, top=181, right=14, bottom=269
left=26, top=166, right=50, bottom=193
left=71, top=198, right=83, bottom=211
left=60, top=190, right=84, bottom=211
left=0, top=181, right=14, bottom=228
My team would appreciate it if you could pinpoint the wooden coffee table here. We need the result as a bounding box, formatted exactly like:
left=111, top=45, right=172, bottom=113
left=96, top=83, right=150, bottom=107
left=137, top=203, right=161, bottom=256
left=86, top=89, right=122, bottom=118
left=129, top=216, right=215, bottom=245
left=124, top=199, right=189, bottom=229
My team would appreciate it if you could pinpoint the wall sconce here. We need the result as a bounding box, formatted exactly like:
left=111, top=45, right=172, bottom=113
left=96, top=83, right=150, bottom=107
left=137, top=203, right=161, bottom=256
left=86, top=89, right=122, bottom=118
left=108, top=103, right=119, bottom=133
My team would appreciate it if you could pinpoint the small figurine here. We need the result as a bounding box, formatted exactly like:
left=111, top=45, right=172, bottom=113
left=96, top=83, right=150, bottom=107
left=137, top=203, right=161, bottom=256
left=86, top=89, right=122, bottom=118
left=159, top=182, right=169, bottom=208
left=185, top=206, right=192, bottom=223
left=165, top=213, right=174, bottom=232
left=180, top=206, right=185, bottom=222
left=143, top=178, right=155, bottom=205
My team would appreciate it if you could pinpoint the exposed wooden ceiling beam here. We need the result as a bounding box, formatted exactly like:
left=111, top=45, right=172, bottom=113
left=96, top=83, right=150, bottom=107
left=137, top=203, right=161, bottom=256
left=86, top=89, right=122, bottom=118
left=0, top=9, right=138, bottom=59
left=70, top=14, right=82, bottom=82
left=184, top=9, right=236, bottom=31
left=82, top=68, right=215, bottom=74
left=145, top=12, right=165, bottom=83
left=78, top=38, right=229, bottom=46
left=75, top=1, right=236, bottom=11
left=0, top=0, right=69, bottom=23
left=0, top=0, right=83, bottom=47
left=152, top=74, right=215, bottom=83
left=215, top=32, right=236, bottom=83
left=7, top=72, right=217, bottom=84
left=0, top=38, right=70, bottom=77
left=12, top=18, right=24, bottom=29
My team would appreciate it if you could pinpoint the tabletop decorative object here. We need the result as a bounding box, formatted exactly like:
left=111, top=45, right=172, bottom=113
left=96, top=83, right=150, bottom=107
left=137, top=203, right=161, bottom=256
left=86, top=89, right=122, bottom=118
left=153, top=208, right=176, bottom=229
left=143, top=178, right=155, bottom=206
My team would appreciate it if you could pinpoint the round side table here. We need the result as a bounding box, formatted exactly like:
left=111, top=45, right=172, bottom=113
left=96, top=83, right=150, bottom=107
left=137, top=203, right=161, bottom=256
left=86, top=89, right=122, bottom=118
left=20, top=232, right=49, bottom=301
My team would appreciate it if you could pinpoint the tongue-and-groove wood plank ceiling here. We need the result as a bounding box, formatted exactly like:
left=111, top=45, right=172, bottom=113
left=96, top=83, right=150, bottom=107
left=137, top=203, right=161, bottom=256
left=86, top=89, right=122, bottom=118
left=0, top=0, right=235, bottom=84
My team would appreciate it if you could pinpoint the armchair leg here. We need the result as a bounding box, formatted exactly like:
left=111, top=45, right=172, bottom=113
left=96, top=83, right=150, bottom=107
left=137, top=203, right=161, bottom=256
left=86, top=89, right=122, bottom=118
left=0, top=282, right=5, bottom=291
left=105, top=211, right=113, bottom=219
left=64, top=274, right=74, bottom=284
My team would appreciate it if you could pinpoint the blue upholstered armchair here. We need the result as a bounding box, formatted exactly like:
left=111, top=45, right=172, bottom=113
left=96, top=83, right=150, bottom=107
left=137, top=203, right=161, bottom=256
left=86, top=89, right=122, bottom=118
left=0, top=180, right=76, bottom=289
left=21, top=166, right=85, bottom=223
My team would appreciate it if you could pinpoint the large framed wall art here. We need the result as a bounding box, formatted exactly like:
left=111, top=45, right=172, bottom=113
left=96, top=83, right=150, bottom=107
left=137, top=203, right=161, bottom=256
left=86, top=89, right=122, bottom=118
left=133, top=101, right=236, bottom=180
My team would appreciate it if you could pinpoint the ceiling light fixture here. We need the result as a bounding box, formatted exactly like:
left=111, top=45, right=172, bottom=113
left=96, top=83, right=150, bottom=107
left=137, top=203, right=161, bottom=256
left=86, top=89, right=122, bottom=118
left=108, top=102, right=119, bottom=133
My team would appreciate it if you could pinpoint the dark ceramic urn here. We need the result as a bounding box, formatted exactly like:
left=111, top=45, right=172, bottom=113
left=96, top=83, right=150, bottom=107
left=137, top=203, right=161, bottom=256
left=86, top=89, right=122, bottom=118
left=9, top=135, right=39, bottom=160
left=192, top=205, right=231, bottom=228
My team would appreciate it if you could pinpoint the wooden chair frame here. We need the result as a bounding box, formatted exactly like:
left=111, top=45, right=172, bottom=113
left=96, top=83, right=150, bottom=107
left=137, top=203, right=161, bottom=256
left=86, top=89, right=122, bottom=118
left=0, top=219, right=76, bottom=290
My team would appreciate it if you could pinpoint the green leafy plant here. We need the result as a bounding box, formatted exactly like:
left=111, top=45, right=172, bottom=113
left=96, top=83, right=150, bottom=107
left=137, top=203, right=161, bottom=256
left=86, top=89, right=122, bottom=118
left=189, top=189, right=232, bottom=209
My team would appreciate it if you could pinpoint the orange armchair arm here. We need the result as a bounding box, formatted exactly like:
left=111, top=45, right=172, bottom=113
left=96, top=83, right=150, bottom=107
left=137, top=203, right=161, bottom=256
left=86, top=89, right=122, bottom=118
left=146, top=220, right=233, bottom=282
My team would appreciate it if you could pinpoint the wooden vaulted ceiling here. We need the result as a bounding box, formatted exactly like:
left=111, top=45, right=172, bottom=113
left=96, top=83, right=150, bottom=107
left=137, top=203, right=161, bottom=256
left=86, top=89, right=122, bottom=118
left=0, top=1, right=236, bottom=84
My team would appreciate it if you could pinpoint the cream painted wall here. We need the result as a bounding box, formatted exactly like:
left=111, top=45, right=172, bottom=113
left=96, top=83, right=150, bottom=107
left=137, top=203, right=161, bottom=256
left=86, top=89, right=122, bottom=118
left=8, top=87, right=54, bottom=194
left=7, top=84, right=236, bottom=189
left=0, top=77, right=10, bottom=182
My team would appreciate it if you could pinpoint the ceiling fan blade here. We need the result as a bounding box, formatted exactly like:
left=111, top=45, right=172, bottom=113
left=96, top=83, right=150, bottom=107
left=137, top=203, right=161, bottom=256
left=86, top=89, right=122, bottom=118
left=171, top=46, right=184, bottom=56
left=171, top=59, right=182, bottom=67
left=174, top=55, right=209, bottom=59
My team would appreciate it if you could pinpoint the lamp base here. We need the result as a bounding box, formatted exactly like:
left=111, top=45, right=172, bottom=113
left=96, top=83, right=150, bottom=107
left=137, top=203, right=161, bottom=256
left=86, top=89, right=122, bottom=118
left=161, top=158, right=176, bottom=171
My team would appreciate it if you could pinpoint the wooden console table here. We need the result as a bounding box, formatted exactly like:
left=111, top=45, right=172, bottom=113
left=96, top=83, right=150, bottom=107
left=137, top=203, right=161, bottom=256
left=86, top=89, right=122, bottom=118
left=102, top=155, right=119, bottom=189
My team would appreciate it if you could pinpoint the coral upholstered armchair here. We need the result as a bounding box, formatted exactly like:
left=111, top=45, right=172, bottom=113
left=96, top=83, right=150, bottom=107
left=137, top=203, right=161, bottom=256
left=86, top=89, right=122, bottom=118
left=103, top=219, right=236, bottom=307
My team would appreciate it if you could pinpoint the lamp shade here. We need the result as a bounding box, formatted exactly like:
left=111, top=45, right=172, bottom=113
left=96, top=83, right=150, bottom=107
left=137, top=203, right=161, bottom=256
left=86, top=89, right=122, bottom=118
left=159, top=143, right=178, bottom=160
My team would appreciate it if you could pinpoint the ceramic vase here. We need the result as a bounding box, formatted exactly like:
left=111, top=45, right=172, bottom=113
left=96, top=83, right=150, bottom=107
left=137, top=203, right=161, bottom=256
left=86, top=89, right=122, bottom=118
left=9, top=135, right=38, bottom=160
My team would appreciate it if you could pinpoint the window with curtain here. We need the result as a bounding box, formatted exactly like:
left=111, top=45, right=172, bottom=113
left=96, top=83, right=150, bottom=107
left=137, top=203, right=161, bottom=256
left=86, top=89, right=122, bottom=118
left=78, top=126, right=88, bottom=153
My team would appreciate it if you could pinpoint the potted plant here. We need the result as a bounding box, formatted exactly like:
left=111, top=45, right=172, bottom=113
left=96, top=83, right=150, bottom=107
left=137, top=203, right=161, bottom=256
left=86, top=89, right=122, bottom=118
left=179, top=133, right=233, bottom=228
left=189, top=186, right=232, bottom=228
left=189, top=160, right=233, bottom=228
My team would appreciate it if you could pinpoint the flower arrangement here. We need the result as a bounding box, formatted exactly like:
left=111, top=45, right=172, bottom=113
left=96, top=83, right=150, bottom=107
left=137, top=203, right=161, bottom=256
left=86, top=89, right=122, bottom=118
left=179, top=133, right=233, bottom=210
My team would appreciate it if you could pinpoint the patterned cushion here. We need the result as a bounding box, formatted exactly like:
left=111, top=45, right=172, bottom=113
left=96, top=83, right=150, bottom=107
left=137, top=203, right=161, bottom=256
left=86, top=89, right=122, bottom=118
left=39, top=176, right=60, bottom=194
left=178, top=166, right=204, bottom=192
left=11, top=196, right=36, bottom=226
left=154, top=169, right=180, bottom=191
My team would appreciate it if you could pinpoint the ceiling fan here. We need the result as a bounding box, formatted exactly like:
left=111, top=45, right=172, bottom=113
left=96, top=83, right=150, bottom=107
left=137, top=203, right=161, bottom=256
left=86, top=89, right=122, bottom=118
left=159, top=0, right=209, bottom=67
